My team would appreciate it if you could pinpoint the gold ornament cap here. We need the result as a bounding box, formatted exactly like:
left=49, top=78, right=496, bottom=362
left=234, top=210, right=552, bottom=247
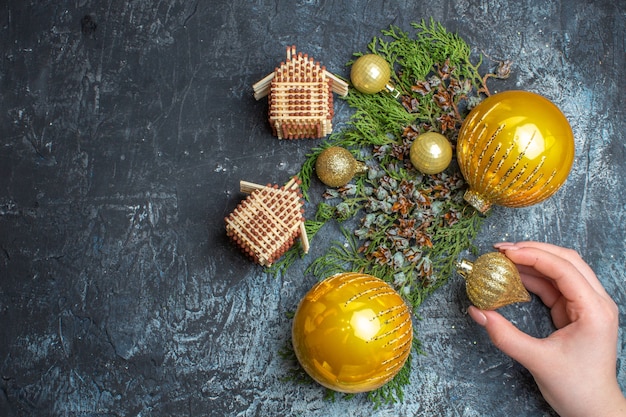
left=315, top=146, right=367, bottom=187
left=456, top=252, right=531, bottom=310
left=462, top=189, right=491, bottom=214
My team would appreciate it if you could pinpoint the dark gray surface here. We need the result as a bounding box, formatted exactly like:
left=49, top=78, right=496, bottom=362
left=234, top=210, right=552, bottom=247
left=1, top=1, right=625, bottom=416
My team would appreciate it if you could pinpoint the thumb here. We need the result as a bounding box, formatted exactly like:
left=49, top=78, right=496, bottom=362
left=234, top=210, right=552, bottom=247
left=468, top=306, right=544, bottom=370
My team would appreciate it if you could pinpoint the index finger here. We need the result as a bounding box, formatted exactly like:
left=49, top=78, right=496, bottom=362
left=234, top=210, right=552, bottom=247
left=497, top=241, right=608, bottom=297
left=501, top=246, right=596, bottom=305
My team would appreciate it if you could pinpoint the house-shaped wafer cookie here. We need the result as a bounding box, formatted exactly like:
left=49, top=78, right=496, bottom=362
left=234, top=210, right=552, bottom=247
left=252, top=45, right=348, bottom=139
left=225, top=177, right=309, bottom=266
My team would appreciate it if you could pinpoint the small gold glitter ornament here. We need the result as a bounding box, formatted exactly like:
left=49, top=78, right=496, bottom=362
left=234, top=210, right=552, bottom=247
left=350, top=54, right=398, bottom=97
left=291, top=272, right=413, bottom=393
left=456, top=252, right=531, bottom=310
left=457, top=90, right=575, bottom=213
left=315, top=146, right=367, bottom=187
left=409, top=132, right=453, bottom=174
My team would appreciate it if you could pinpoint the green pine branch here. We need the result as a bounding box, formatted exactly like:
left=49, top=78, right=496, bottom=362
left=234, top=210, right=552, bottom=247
left=267, top=19, right=507, bottom=406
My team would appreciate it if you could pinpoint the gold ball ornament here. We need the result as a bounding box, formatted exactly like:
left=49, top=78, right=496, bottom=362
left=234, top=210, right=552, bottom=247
left=409, top=132, right=453, bottom=175
left=456, top=252, right=531, bottom=310
left=291, top=272, right=413, bottom=393
left=315, top=146, right=367, bottom=187
left=457, top=90, right=575, bottom=213
left=350, top=54, right=398, bottom=97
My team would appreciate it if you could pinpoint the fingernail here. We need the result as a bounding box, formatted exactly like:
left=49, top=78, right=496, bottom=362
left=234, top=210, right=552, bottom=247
left=468, top=306, right=487, bottom=326
left=493, top=242, right=519, bottom=250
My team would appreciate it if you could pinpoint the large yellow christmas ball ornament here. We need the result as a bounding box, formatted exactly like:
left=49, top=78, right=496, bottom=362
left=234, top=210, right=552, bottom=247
left=350, top=54, right=397, bottom=96
left=457, top=90, right=575, bottom=213
left=409, top=132, right=453, bottom=174
left=292, top=272, right=413, bottom=393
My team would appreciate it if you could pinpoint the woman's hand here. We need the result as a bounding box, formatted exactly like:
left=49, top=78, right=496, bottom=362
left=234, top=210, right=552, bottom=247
left=467, top=241, right=626, bottom=417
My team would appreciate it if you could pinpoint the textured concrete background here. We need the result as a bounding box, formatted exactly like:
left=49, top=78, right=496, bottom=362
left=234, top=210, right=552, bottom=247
left=1, top=1, right=625, bottom=416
